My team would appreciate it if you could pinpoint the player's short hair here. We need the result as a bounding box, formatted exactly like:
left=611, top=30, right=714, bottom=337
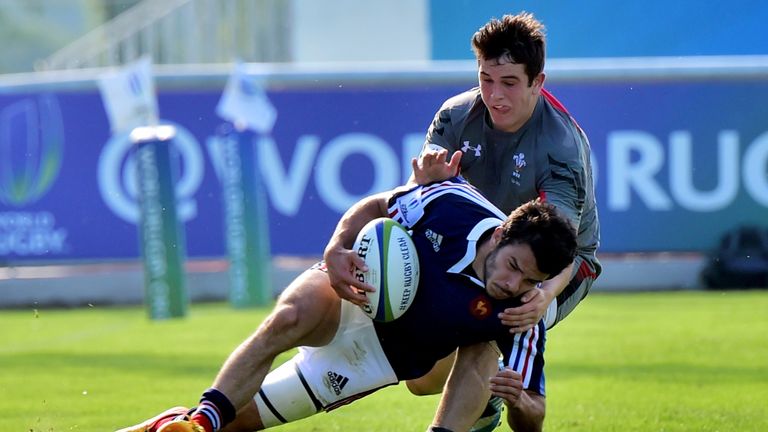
left=497, top=200, right=577, bottom=279
left=471, top=12, right=546, bottom=86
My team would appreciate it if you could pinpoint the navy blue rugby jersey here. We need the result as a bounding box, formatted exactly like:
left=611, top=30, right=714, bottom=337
left=373, top=177, right=546, bottom=395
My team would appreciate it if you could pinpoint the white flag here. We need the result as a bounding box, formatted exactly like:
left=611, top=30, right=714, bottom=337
left=216, top=62, right=277, bottom=133
left=97, top=56, right=159, bottom=134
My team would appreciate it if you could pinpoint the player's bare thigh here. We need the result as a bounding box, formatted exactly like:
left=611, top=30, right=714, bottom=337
left=263, top=268, right=343, bottom=349
left=218, top=270, right=344, bottom=431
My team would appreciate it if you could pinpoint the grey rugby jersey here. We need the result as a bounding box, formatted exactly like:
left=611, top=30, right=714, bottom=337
left=422, top=87, right=601, bottom=274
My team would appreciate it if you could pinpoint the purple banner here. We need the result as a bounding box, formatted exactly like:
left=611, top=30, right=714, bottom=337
left=1, top=79, right=767, bottom=263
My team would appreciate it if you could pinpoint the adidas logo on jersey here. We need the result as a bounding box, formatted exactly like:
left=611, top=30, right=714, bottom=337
left=327, top=371, right=350, bottom=396
left=425, top=229, right=443, bottom=252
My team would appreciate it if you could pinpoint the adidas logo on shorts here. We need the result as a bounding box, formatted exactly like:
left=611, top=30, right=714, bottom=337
left=327, top=371, right=350, bottom=396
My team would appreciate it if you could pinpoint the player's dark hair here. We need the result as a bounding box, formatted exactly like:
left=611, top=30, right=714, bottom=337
left=471, top=12, right=546, bottom=86
left=498, top=200, right=576, bottom=279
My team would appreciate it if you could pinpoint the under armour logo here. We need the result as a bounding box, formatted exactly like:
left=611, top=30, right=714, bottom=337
left=461, top=141, right=482, bottom=157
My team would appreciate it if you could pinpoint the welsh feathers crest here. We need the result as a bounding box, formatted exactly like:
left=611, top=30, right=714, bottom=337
left=513, top=152, right=527, bottom=169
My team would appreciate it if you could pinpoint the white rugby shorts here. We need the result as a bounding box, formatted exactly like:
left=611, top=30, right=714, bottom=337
left=255, top=300, right=398, bottom=427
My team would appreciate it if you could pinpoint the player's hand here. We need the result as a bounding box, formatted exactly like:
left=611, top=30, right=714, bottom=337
left=489, top=367, right=525, bottom=407
left=498, top=288, right=549, bottom=333
left=323, top=243, right=375, bottom=306
left=411, top=149, right=462, bottom=185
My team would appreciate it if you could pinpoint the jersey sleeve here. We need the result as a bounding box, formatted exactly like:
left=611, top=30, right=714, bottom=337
left=421, top=104, right=460, bottom=156
left=538, top=154, right=587, bottom=231
left=497, top=321, right=546, bottom=396
left=385, top=184, right=427, bottom=229
left=386, top=177, right=507, bottom=229
left=421, top=89, right=479, bottom=157
left=536, top=112, right=594, bottom=232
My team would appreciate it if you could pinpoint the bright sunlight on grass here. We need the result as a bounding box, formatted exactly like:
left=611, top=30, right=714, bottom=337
left=0, top=290, right=765, bottom=431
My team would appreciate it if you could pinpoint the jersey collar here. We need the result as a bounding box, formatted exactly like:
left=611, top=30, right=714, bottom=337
left=447, top=217, right=503, bottom=287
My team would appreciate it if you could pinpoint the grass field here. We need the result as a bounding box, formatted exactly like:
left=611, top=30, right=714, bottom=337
left=1, top=290, right=766, bottom=432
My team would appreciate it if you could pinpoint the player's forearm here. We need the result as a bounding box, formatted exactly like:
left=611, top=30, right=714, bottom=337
left=539, top=261, right=573, bottom=303
left=431, top=344, right=498, bottom=431
left=325, top=193, right=389, bottom=251
left=431, top=376, right=486, bottom=432
left=505, top=390, right=545, bottom=432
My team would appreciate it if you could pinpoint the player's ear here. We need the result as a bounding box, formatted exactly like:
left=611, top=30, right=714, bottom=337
left=491, top=226, right=504, bottom=245
left=531, top=72, right=545, bottom=92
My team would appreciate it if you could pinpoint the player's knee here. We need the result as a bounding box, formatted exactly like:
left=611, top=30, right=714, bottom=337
left=405, top=379, right=431, bottom=396
left=405, top=354, right=454, bottom=395
left=268, top=303, right=302, bottom=333
left=263, top=296, right=336, bottom=348
left=261, top=271, right=340, bottom=347
left=405, top=377, right=443, bottom=396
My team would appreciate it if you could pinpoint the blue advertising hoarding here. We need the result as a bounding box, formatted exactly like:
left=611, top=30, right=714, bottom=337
left=1, top=67, right=767, bottom=262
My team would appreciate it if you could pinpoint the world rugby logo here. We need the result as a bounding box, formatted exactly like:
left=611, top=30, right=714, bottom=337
left=0, top=95, right=63, bottom=207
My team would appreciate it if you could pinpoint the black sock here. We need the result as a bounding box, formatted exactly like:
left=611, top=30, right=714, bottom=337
left=195, top=388, right=236, bottom=431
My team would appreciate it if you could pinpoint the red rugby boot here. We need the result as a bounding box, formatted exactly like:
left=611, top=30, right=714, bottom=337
left=116, top=407, right=203, bottom=432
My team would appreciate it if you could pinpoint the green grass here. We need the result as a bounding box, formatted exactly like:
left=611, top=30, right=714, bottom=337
left=1, top=290, right=766, bottom=431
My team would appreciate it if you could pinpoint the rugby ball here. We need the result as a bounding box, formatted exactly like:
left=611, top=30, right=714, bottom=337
left=352, top=218, right=420, bottom=322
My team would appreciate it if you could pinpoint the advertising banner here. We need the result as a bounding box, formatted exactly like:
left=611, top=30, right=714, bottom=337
left=1, top=77, right=767, bottom=262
